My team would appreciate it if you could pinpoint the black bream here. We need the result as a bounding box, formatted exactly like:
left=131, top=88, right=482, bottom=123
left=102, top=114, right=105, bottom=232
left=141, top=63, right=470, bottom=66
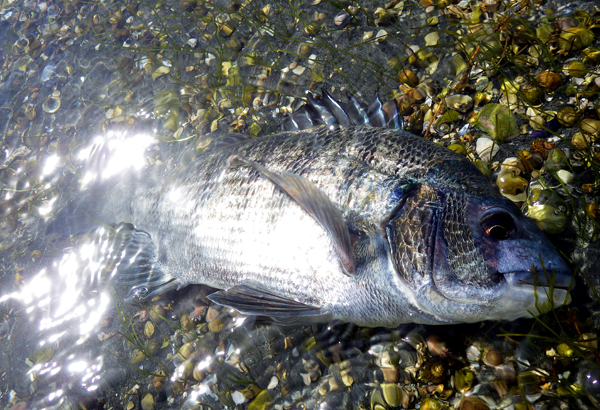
left=51, top=92, right=572, bottom=327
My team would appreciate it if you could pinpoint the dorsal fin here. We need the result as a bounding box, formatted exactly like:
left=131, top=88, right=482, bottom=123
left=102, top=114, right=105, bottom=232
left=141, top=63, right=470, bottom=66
left=321, top=89, right=351, bottom=126
left=366, top=92, right=386, bottom=127
left=204, top=132, right=250, bottom=152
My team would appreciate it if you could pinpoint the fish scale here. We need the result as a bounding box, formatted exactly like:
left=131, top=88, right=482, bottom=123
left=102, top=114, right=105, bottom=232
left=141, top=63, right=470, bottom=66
left=49, top=95, right=572, bottom=327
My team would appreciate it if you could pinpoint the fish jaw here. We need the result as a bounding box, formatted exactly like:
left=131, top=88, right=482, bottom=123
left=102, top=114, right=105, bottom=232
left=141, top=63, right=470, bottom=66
left=409, top=192, right=572, bottom=324
left=414, top=274, right=571, bottom=323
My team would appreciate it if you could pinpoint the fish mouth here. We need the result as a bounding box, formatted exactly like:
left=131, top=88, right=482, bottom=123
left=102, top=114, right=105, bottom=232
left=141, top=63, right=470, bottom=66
left=502, top=269, right=573, bottom=318
left=505, top=270, right=573, bottom=290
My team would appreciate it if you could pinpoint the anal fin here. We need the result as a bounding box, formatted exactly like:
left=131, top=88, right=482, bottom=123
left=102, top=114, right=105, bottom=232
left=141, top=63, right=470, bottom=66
left=207, top=281, right=329, bottom=321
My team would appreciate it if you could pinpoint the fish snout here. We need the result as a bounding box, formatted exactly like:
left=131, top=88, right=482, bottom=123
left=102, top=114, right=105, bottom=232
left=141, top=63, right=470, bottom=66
left=506, top=268, right=573, bottom=290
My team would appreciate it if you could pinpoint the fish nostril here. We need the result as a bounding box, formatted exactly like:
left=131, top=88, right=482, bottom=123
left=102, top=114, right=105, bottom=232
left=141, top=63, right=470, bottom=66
left=480, top=210, right=516, bottom=240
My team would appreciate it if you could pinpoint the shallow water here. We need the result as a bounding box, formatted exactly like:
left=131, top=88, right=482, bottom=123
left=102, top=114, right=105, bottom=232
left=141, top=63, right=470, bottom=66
left=0, top=0, right=599, bottom=409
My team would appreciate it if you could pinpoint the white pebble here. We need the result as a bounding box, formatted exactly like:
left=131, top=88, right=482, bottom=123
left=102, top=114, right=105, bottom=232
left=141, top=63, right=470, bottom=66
left=231, top=391, right=246, bottom=405
left=476, top=137, right=499, bottom=162
left=500, top=157, right=521, bottom=174
left=556, top=169, right=574, bottom=185
left=292, top=65, right=306, bottom=75
left=267, top=376, right=278, bottom=389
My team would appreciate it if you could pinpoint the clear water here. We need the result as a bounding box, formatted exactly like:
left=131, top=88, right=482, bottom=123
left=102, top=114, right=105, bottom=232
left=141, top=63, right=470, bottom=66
left=0, top=0, right=599, bottom=409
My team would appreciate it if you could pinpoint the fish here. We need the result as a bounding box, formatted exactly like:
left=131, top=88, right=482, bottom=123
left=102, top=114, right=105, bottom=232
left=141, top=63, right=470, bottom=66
left=49, top=91, right=572, bottom=328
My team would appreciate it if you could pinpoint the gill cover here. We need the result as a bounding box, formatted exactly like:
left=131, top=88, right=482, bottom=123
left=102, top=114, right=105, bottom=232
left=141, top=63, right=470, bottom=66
left=385, top=183, right=572, bottom=323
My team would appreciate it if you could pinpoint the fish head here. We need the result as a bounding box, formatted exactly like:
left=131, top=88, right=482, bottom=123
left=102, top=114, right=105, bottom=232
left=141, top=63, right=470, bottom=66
left=386, top=184, right=572, bottom=324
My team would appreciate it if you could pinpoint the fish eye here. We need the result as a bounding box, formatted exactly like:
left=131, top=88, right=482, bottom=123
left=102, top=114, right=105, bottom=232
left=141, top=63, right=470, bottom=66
left=480, top=210, right=516, bottom=240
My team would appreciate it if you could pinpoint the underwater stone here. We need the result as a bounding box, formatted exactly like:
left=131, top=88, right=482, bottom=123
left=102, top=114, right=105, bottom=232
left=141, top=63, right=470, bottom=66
left=381, top=383, right=405, bottom=407
left=454, top=368, right=474, bottom=393
left=476, top=103, right=518, bottom=143
left=497, top=171, right=528, bottom=200
left=536, top=71, right=561, bottom=91
left=247, top=390, right=272, bottom=410
left=556, top=169, right=574, bottom=185
left=141, top=393, right=154, bottom=410
left=144, top=321, right=155, bottom=338
left=42, top=93, right=61, bottom=113
left=445, top=94, right=473, bottom=113
left=476, top=137, right=499, bottom=162
left=524, top=189, right=567, bottom=234
left=520, top=83, right=544, bottom=105
left=545, top=149, right=568, bottom=173
left=40, top=64, right=55, bottom=82
left=398, top=69, right=418, bottom=86
left=564, top=61, right=588, bottom=78
left=556, top=106, right=578, bottom=127
left=151, top=66, right=170, bottom=80
left=558, top=27, right=594, bottom=52
left=580, top=118, right=600, bottom=139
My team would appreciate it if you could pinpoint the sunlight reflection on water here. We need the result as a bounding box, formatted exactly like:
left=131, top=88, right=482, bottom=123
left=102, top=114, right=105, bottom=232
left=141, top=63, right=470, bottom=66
left=0, top=129, right=157, bottom=408
left=79, top=131, right=155, bottom=185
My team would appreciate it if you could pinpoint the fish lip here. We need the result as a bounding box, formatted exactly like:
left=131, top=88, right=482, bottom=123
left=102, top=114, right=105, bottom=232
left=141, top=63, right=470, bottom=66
left=504, top=270, right=572, bottom=290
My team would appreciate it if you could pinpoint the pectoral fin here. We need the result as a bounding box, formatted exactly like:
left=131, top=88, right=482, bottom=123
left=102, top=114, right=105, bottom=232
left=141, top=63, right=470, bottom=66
left=229, top=155, right=356, bottom=276
left=207, top=281, right=329, bottom=321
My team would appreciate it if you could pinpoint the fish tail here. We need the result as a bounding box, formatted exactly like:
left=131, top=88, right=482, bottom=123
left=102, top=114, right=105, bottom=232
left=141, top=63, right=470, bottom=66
left=106, top=223, right=182, bottom=302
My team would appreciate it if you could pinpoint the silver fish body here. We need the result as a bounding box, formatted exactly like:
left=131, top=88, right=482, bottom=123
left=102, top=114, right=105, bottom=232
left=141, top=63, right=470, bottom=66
left=54, top=122, right=572, bottom=327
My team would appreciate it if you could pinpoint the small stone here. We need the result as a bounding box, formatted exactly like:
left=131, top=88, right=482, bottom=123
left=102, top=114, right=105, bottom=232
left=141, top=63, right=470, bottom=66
left=381, top=366, right=399, bottom=383
left=448, top=143, right=467, bottom=156
left=151, top=66, right=170, bottom=80
left=144, top=321, right=155, bottom=338
left=267, top=376, right=278, bottom=389
left=398, top=69, right=418, bottom=86
left=476, top=103, right=518, bottom=143
left=206, top=306, right=220, bottom=322
left=141, top=393, right=154, bottom=410
left=381, top=383, right=404, bottom=407
left=558, top=27, right=594, bottom=52
left=556, top=106, right=578, bottom=127
left=231, top=391, right=246, bottom=405
left=193, top=365, right=205, bottom=381
left=292, top=65, right=306, bottom=75
left=465, top=344, right=481, bottom=362
left=482, top=348, right=503, bottom=367
left=556, top=169, right=574, bottom=185
left=426, top=335, right=448, bottom=356
left=476, top=137, right=499, bottom=162
left=180, top=313, right=194, bottom=331
left=455, top=368, right=475, bottom=393
left=557, top=343, right=574, bottom=357
left=536, top=71, right=561, bottom=91
left=247, top=390, right=273, bottom=410
left=208, top=317, right=224, bottom=332
left=525, top=196, right=567, bottom=235
left=497, top=172, right=528, bottom=197
left=564, top=61, right=587, bottom=78
left=98, top=331, right=116, bottom=341
left=458, top=396, right=489, bottom=410
left=580, top=118, right=600, bottom=139
left=450, top=54, right=467, bottom=75
left=304, top=21, right=321, bottom=36
left=424, top=32, right=439, bottom=46
left=177, top=342, right=194, bottom=361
